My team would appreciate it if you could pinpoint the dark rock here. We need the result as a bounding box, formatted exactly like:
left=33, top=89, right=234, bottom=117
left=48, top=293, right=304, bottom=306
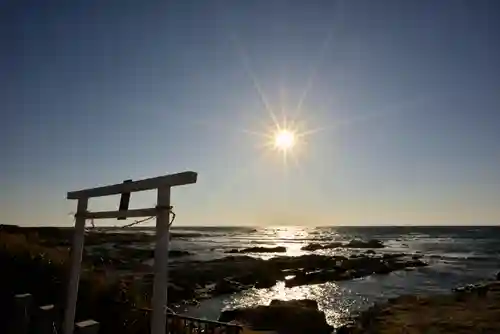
left=453, top=283, right=490, bottom=297
left=325, top=242, right=344, bottom=249
left=497, top=271, right=500, bottom=280
left=477, top=285, right=490, bottom=297
left=254, top=275, right=278, bottom=289
left=339, top=255, right=372, bottom=270
left=219, top=299, right=333, bottom=334
left=345, top=239, right=384, bottom=249
left=270, top=299, right=318, bottom=309
left=301, top=242, right=342, bottom=251
left=85, top=232, right=154, bottom=245
left=214, top=278, right=242, bottom=295
left=268, top=254, right=339, bottom=271
left=336, top=323, right=360, bottom=334
left=169, top=250, right=192, bottom=257
left=168, top=283, right=195, bottom=302
left=285, top=269, right=346, bottom=287
left=301, top=243, right=324, bottom=251
left=236, top=272, right=261, bottom=286
left=232, top=267, right=280, bottom=289
left=244, top=246, right=286, bottom=253
left=167, top=252, right=427, bottom=302
left=281, top=254, right=429, bottom=287
left=225, top=246, right=287, bottom=254
left=113, top=247, right=154, bottom=260
left=453, top=286, right=466, bottom=293
left=83, top=246, right=193, bottom=272
left=365, top=250, right=376, bottom=255
left=382, top=253, right=405, bottom=260
left=218, top=310, right=240, bottom=324
left=402, top=259, right=428, bottom=268
left=111, top=246, right=191, bottom=259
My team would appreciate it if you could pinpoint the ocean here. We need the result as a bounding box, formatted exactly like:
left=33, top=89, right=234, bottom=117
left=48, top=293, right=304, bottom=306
left=161, top=226, right=500, bottom=327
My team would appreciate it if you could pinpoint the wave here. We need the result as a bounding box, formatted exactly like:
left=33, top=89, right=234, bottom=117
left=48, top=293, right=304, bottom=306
left=170, top=226, right=257, bottom=233
left=428, top=253, right=498, bottom=262
left=171, top=232, right=214, bottom=238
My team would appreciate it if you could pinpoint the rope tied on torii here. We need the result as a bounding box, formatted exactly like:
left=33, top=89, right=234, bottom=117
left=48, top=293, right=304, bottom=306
left=74, top=205, right=177, bottom=231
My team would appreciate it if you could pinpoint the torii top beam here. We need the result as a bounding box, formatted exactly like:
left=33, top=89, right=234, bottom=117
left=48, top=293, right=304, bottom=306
left=67, top=171, right=197, bottom=200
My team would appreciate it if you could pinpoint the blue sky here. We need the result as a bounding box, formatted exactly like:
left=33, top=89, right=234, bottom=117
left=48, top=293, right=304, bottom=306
left=1, top=0, right=499, bottom=226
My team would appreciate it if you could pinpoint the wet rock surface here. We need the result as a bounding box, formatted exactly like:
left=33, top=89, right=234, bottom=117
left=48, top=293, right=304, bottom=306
left=225, top=246, right=287, bottom=253
left=301, top=242, right=343, bottom=251
left=8, top=225, right=427, bottom=305
left=284, top=255, right=426, bottom=287
left=346, top=239, right=385, bottom=248
left=0, top=225, right=207, bottom=247
left=219, top=299, right=333, bottom=334
left=300, top=239, right=385, bottom=251
left=165, top=253, right=428, bottom=302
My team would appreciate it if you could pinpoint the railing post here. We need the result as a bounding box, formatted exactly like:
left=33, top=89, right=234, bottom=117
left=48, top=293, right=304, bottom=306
left=13, top=293, right=33, bottom=334
left=151, top=187, right=171, bottom=334
left=34, top=304, right=56, bottom=334
left=74, top=320, right=99, bottom=334
left=63, top=198, right=88, bottom=334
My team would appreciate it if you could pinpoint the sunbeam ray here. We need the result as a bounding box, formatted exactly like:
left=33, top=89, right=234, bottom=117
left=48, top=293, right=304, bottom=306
left=231, top=34, right=280, bottom=127
left=189, top=117, right=274, bottom=140
left=290, top=151, right=301, bottom=172
left=297, top=95, right=432, bottom=137
left=241, top=129, right=273, bottom=139
left=280, top=86, right=287, bottom=127
left=293, top=31, right=333, bottom=119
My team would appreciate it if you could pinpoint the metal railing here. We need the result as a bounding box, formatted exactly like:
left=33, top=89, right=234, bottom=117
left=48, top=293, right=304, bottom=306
left=12, top=293, right=99, bottom=334
left=11, top=292, right=242, bottom=334
left=167, top=313, right=243, bottom=334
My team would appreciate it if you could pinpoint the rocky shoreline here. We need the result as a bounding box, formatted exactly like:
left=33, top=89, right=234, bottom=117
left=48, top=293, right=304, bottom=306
left=214, top=279, right=500, bottom=334
left=4, top=224, right=499, bottom=333
left=220, top=299, right=334, bottom=334
left=82, top=234, right=428, bottom=305
left=160, top=252, right=427, bottom=303
left=0, top=225, right=429, bottom=306
left=335, top=278, right=500, bottom=333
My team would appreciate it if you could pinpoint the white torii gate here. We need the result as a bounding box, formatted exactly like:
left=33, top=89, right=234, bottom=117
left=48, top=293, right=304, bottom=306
left=64, top=171, right=198, bottom=334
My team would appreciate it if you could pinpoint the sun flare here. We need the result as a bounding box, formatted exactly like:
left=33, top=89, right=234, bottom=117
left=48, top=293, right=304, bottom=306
left=273, top=129, right=296, bottom=151
left=256, top=119, right=309, bottom=167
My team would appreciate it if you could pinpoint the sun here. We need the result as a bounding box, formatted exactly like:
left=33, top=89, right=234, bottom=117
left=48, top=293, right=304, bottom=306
left=259, top=119, right=307, bottom=167
left=273, top=129, right=296, bottom=151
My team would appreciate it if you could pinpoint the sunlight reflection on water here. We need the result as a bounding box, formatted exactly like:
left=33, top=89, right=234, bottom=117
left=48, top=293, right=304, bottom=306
left=182, top=280, right=372, bottom=328
left=176, top=225, right=500, bottom=328
left=221, top=282, right=357, bottom=327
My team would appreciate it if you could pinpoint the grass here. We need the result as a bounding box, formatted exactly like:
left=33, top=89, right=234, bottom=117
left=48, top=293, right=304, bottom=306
left=346, top=285, right=500, bottom=334
left=0, top=228, right=151, bottom=334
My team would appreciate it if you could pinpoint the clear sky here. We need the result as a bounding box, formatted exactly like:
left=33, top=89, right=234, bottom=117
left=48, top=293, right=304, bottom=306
left=1, top=0, right=499, bottom=227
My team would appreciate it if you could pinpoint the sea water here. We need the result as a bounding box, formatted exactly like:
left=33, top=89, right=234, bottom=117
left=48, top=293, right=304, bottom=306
left=148, top=225, right=500, bottom=327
